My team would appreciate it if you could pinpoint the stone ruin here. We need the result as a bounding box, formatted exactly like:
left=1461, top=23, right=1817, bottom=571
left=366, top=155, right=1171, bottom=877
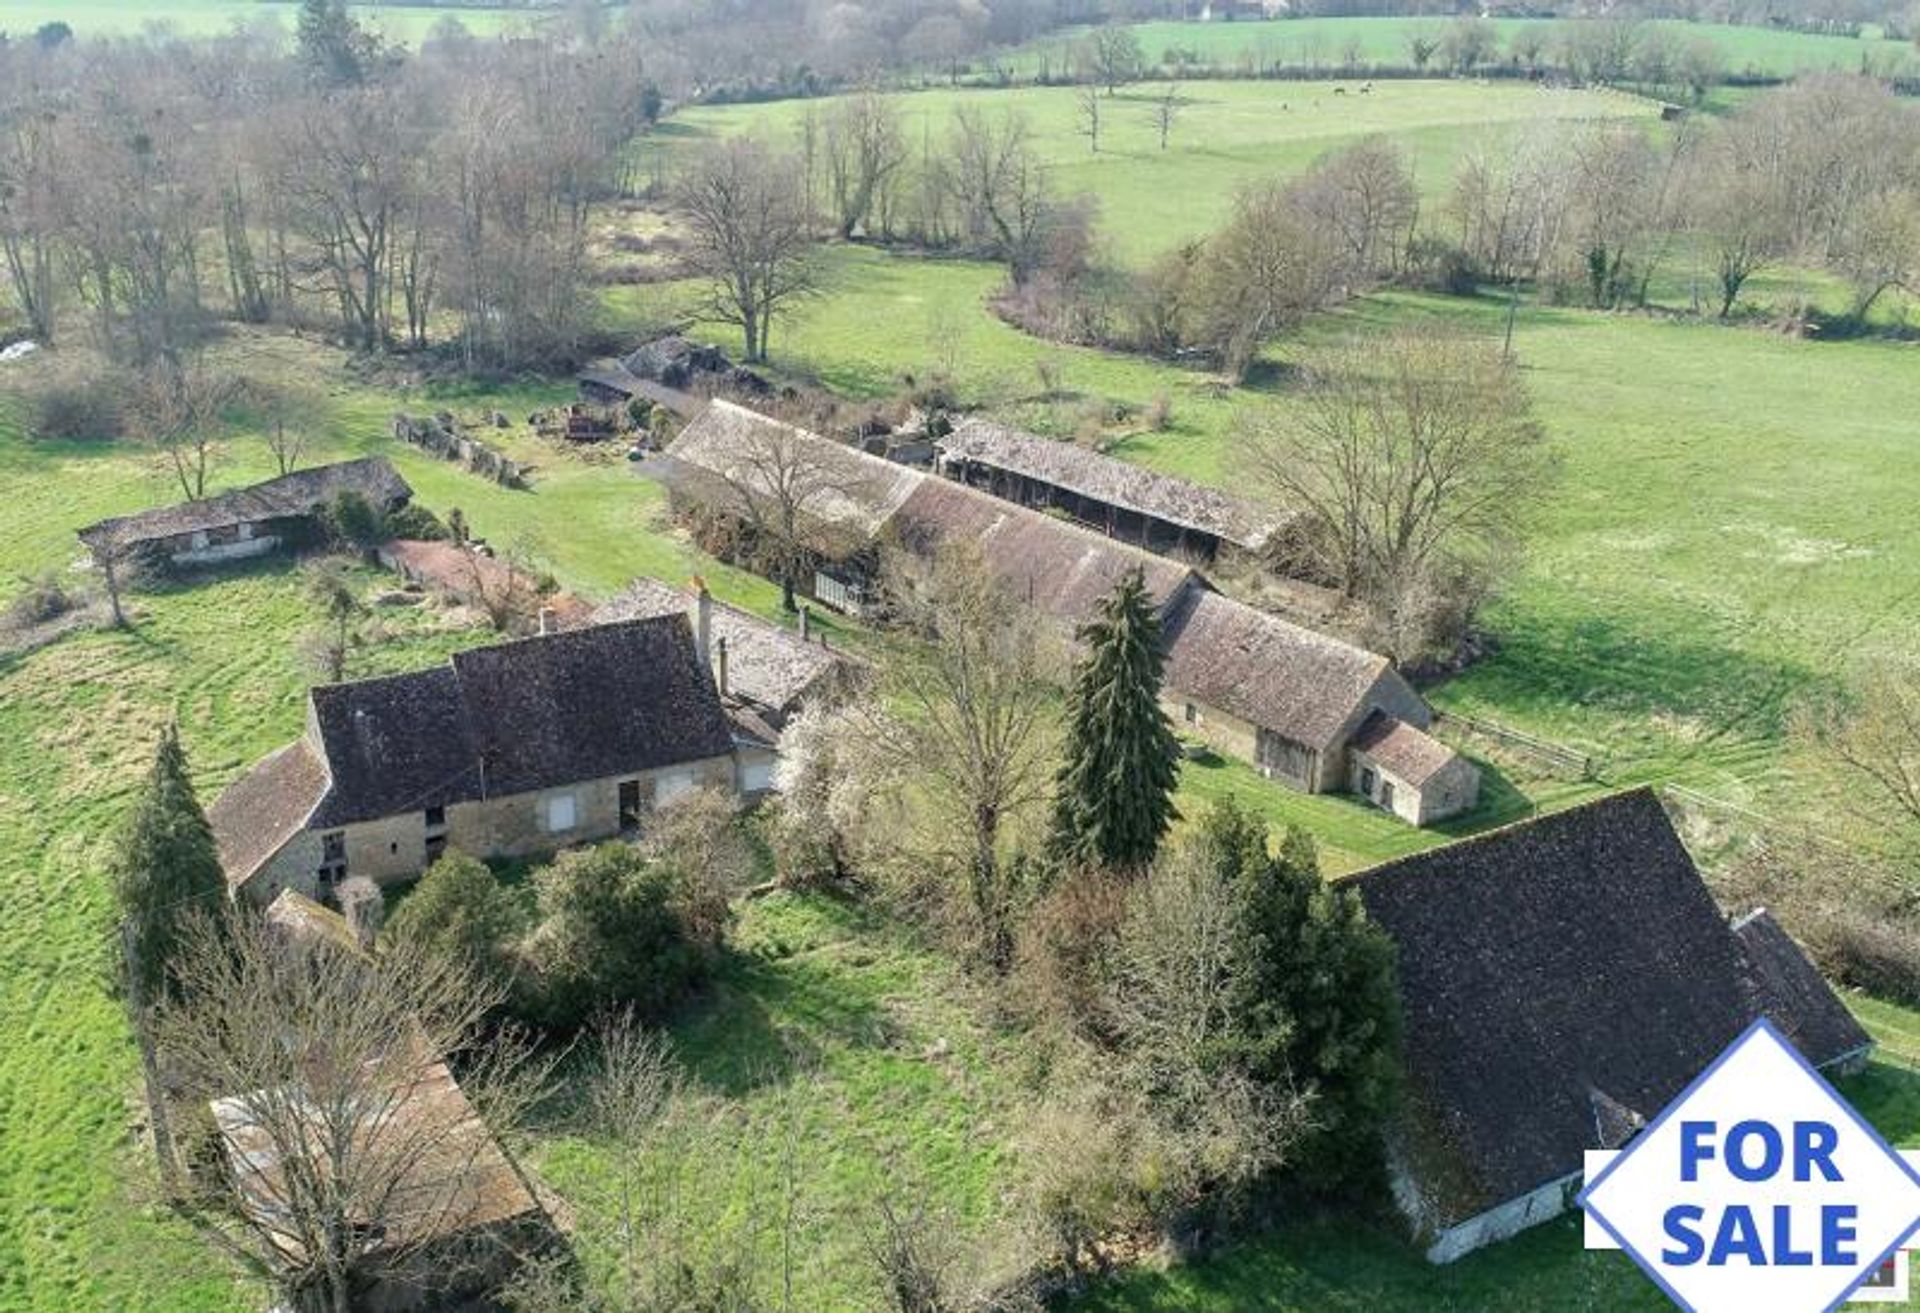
left=392, top=412, right=526, bottom=488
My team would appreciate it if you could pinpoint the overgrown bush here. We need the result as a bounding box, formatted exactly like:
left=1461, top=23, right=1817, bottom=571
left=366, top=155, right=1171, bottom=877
left=517, top=840, right=726, bottom=1031
left=24, top=364, right=126, bottom=442
left=4, top=573, right=76, bottom=629
left=385, top=852, right=521, bottom=988
left=382, top=501, right=448, bottom=542
left=321, top=490, right=387, bottom=550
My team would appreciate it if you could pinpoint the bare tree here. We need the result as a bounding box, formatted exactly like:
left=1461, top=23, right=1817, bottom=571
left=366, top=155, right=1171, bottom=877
left=0, top=91, right=62, bottom=343
left=580, top=1009, right=682, bottom=1308
left=942, top=108, right=1053, bottom=285
left=1074, top=84, right=1101, bottom=155
left=855, top=544, right=1059, bottom=969
left=462, top=542, right=544, bottom=633
left=1147, top=81, right=1186, bottom=151
left=672, top=137, right=817, bottom=363
left=1078, top=25, right=1145, bottom=94
left=149, top=913, right=556, bottom=1313
left=1835, top=188, right=1920, bottom=323
left=1293, top=137, right=1420, bottom=284
left=1802, top=664, right=1920, bottom=857
left=823, top=90, right=908, bottom=240
left=129, top=358, right=240, bottom=502
left=704, top=411, right=874, bottom=613
left=1188, top=177, right=1344, bottom=380
left=1242, top=327, right=1556, bottom=661
left=301, top=557, right=364, bottom=683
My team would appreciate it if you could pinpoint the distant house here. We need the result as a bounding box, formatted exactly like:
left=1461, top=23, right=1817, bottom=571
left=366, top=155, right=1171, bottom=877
left=656, top=401, right=1478, bottom=824
left=77, top=457, right=411, bottom=570
left=932, top=418, right=1292, bottom=563
left=1349, top=790, right=1873, bottom=1263
left=209, top=616, right=742, bottom=904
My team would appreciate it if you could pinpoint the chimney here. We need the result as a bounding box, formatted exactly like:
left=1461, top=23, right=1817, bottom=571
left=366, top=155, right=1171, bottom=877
left=715, top=635, right=729, bottom=698
left=538, top=606, right=557, bottom=636
left=690, top=575, right=712, bottom=669
left=337, top=876, right=384, bottom=951
left=799, top=602, right=811, bottom=644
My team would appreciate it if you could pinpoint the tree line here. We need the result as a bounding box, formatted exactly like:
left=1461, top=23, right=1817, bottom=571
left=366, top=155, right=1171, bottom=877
left=0, top=1, right=651, bottom=373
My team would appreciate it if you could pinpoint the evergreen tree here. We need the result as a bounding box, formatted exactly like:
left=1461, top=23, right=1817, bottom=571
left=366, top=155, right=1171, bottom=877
left=1221, top=810, right=1403, bottom=1192
left=385, top=852, right=519, bottom=987
left=296, top=0, right=383, bottom=87
left=1048, top=568, right=1181, bottom=872
left=113, top=723, right=227, bottom=1004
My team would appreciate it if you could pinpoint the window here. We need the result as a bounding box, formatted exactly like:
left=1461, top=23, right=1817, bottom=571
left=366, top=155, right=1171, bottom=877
left=618, top=780, right=643, bottom=830
left=545, top=793, right=578, bottom=833
left=1183, top=702, right=1198, bottom=725
left=424, top=805, right=446, bottom=830
left=653, top=770, right=697, bottom=808
left=1379, top=780, right=1396, bottom=812
left=317, top=831, right=348, bottom=893
left=1359, top=766, right=1377, bottom=797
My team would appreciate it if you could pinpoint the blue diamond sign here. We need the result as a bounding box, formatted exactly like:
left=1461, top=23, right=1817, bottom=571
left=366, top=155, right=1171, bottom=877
left=1580, top=1019, right=1920, bottom=1312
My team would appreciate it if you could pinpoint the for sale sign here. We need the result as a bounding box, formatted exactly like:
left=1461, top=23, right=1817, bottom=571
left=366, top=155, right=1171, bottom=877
left=1580, top=1019, right=1920, bottom=1312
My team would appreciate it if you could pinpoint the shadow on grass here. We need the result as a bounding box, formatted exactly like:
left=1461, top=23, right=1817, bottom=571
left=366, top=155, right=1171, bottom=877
left=1845, top=1060, right=1920, bottom=1146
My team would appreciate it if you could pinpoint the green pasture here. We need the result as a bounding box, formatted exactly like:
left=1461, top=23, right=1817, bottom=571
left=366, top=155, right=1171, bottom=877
left=0, top=0, right=549, bottom=41
left=1009, top=16, right=1918, bottom=81
left=654, top=78, right=1655, bottom=263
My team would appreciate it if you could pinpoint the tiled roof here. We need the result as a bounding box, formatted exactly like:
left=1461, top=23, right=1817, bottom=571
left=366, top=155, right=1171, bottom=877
left=78, top=458, right=411, bottom=554
left=1160, top=589, right=1397, bottom=751
left=228, top=617, right=734, bottom=852
left=592, top=577, right=849, bottom=716
left=937, top=418, right=1289, bottom=550
left=1348, top=789, right=1869, bottom=1227
left=451, top=616, right=735, bottom=798
left=889, top=477, right=1200, bottom=630
left=208, top=741, right=330, bottom=887
left=1349, top=711, right=1463, bottom=787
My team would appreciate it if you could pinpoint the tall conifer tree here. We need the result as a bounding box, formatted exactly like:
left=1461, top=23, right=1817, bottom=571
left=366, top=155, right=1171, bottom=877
left=1048, top=568, right=1181, bottom=871
left=113, top=723, right=227, bottom=1004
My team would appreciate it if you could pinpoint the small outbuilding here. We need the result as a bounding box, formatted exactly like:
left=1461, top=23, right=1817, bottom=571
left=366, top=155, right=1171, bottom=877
left=1349, top=789, right=1873, bottom=1263
left=77, top=457, right=412, bottom=571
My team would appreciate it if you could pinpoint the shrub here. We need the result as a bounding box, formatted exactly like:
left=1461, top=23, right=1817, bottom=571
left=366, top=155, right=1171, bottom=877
left=322, top=490, right=387, bottom=550
left=382, top=502, right=448, bottom=542
left=518, top=842, right=723, bottom=1031
left=4, top=573, right=76, bottom=629
left=25, top=365, right=126, bottom=443
left=386, top=852, right=521, bottom=986
left=1406, top=235, right=1480, bottom=297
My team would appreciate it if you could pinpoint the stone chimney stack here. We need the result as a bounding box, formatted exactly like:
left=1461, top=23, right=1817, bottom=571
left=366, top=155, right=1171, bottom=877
left=799, top=602, right=812, bottom=644
left=715, top=635, right=730, bottom=699
left=691, top=575, right=712, bottom=670
left=538, top=606, right=557, bottom=636
left=337, top=876, right=384, bottom=951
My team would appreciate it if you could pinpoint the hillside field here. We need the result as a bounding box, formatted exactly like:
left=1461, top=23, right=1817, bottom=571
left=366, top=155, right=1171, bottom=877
left=1009, top=15, right=1920, bottom=81
left=0, top=0, right=546, bottom=40
left=651, top=79, right=1657, bottom=264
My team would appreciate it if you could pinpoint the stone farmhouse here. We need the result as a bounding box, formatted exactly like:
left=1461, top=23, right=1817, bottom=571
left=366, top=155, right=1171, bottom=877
left=1349, top=789, right=1872, bottom=1263
left=653, top=400, right=1478, bottom=825
left=210, top=615, right=745, bottom=904
left=932, top=417, right=1293, bottom=564
left=77, top=457, right=412, bottom=571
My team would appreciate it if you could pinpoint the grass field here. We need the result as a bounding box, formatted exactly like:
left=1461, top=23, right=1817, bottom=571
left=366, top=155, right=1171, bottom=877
left=651, top=79, right=1655, bottom=264
left=0, top=0, right=552, bottom=41
left=1009, top=16, right=1919, bottom=81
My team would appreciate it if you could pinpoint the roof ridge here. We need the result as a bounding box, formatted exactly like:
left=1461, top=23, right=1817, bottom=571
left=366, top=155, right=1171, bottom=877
left=1335, top=785, right=1662, bottom=888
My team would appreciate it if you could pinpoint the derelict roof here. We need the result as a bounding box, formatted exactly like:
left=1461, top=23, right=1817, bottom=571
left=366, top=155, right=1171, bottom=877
left=661, top=399, right=924, bottom=538
left=208, top=741, right=331, bottom=888
left=1349, top=710, right=1463, bottom=787
left=78, top=457, right=411, bottom=554
left=1347, top=789, right=1869, bottom=1228
left=889, top=476, right=1199, bottom=628
left=1160, top=588, right=1396, bottom=752
left=451, top=614, right=736, bottom=798
left=938, top=418, right=1289, bottom=551
left=592, top=576, right=850, bottom=714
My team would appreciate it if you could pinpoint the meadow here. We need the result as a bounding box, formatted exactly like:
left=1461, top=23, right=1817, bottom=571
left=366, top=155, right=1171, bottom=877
left=0, top=0, right=546, bottom=41
left=651, top=79, right=1656, bottom=264
left=1009, top=15, right=1920, bottom=81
